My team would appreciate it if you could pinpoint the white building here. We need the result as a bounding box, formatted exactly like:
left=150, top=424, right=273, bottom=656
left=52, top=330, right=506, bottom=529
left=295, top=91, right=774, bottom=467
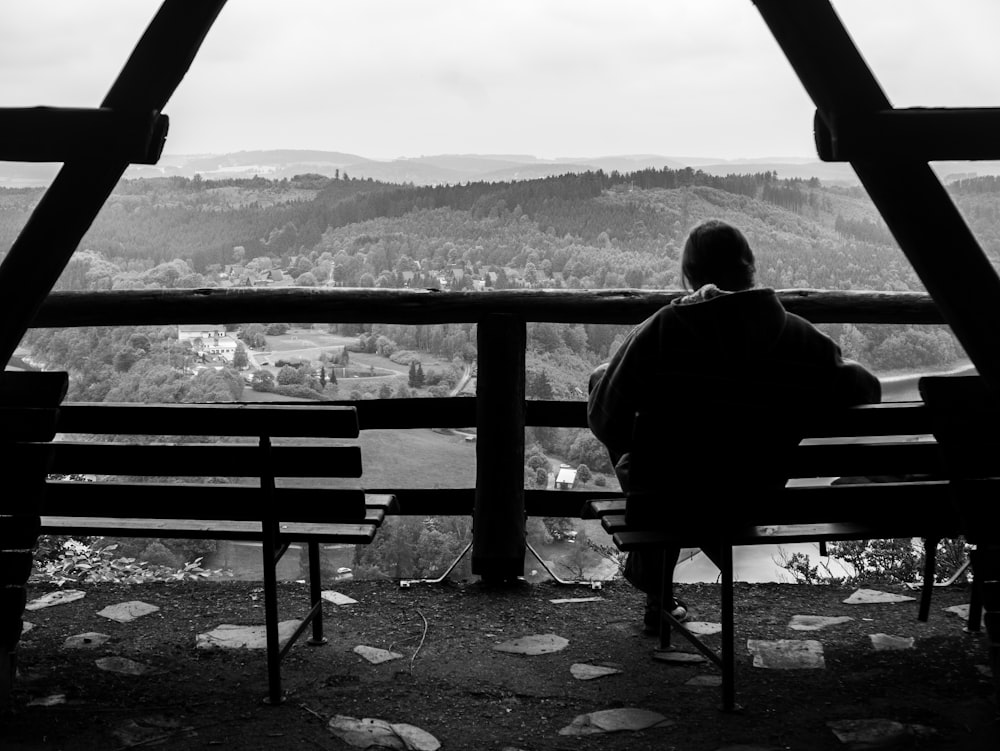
left=178, top=325, right=240, bottom=363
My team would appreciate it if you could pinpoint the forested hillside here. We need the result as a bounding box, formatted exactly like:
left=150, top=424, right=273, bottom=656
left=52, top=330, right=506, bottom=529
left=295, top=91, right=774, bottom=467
left=7, top=164, right=995, bottom=403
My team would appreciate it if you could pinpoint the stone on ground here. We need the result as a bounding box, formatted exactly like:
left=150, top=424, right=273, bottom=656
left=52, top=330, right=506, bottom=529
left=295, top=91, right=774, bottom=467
left=63, top=632, right=110, bottom=649
left=653, top=649, right=708, bottom=664
left=842, top=589, right=915, bottom=605
left=570, top=663, right=621, bottom=680
left=195, top=620, right=300, bottom=650
left=24, top=589, right=86, bottom=611
left=559, top=707, right=672, bottom=736
left=328, top=715, right=441, bottom=750
left=97, top=601, right=160, bottom=623
left=789, top=615, right=853, bottom=631
left=868, top=633, right=915, bottom=651
left=827, top=718, right=934, bottom=749
left=322, top=590, right=358, bottom=605
left=747, top=639, right=825, bottom=669
left=21, top=621, right=34, bottom=635
left=95, top=656, right=155, bottom=675
left=354, top=645, right=404, bottom=664
left=943, top=603, right=984, bottom=628
left=684, top=620, right=722, bottom=635
left=493, top=633, right=568, bottom=655
left=549, top=597, right=602, bottom=604
left=112, top=716, right=196, bottom=747
left=27, top=694, right=66, bottom=706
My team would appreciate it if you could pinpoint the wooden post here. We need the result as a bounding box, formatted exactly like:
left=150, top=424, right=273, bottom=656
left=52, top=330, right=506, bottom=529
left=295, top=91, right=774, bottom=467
left=0, top=372, right=67, bottom=708
left=473, top=315, right=526, bottom=582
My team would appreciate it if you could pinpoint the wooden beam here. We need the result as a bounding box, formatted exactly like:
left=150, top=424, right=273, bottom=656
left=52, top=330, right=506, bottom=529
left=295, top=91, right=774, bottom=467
left=816, top=108, right=1000, bottom=162
left=473, top=315, right=526, bottom=581
left=0, top=107, right=168, bottom=164
left=29, top=288, right=944, bottom=328
left=754, top=0, right=1000, bottom=401
left=0, top=0, right=227, bottom=368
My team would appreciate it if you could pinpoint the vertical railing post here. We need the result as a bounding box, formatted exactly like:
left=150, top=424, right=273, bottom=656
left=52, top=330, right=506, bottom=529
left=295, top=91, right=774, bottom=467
left=472, top=314, right=526, bottom=582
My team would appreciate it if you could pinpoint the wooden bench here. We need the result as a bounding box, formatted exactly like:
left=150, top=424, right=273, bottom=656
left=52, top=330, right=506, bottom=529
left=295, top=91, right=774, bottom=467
left=583, top=397, right=967, bottom=711
left=18, top=400, right=394, bottom=705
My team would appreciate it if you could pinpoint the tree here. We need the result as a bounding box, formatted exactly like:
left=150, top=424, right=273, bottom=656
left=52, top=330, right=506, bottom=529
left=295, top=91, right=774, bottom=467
left=378, top=383, right=393, bottom=399
left=232, top=344, right=248, bottom=370
left=250, top=369, right=275, bottom=392
left=408, top=360, right=426, bottom=388
left=276, top=365, right=304, bottom=386
left=576, top=463, right=592, bottom=483
left=534, top=467, right=548, bottom=487
left=319, top=366, right=327, bottom=388
left=239, top=324, right=267, bottom=349
left=526, top=369, right=554, bottom=400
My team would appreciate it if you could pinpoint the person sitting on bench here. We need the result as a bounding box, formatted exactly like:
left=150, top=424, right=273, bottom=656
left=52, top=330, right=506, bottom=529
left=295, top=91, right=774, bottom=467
left=587, top=219, right=881, bottom=634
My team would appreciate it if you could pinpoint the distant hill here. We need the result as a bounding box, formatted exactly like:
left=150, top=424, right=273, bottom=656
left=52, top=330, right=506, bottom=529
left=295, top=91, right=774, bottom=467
left=6, top=148, right=1000, bottom=188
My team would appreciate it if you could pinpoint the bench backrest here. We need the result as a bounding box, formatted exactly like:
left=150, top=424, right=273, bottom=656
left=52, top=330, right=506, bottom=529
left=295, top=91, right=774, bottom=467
left=34, top=402, right=367, bottom=524
left=623, top=397, right=947, bottom=531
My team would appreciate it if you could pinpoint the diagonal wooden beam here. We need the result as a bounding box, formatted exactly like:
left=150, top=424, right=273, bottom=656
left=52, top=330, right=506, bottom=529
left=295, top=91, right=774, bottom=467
left=0, top=0, right=227, bottom=368
left=753, top=0, right=1000, bottom=398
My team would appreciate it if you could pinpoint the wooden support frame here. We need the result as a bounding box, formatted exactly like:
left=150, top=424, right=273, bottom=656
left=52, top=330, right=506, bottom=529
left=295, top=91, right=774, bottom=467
left=815, top=108, right=1000, bottom=162
left=0, top=107, right=168, bottom=164
left=753, top=0, right=1000, bottom=402
left=0, top=0, right=227, bottom=368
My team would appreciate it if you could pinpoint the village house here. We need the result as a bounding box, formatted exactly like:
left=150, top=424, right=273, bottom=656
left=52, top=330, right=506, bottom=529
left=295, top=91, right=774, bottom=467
left=177, top=324, right=240, bottom=363
left=554, top=464, right=577, bottom=490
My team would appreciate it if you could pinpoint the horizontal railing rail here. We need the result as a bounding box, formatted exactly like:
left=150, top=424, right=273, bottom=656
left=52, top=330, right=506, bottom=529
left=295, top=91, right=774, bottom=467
left=31, top=288, right=943, bottom=327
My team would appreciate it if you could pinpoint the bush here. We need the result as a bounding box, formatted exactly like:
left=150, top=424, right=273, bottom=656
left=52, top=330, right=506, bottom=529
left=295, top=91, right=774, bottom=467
left=140, top=541, right=182, bottom=568
left=273, top=383, right=325, bottom=400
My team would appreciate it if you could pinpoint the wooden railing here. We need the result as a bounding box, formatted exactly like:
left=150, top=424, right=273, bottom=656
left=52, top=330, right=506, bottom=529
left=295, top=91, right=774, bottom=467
left=31, top=287, right=943, bottom=579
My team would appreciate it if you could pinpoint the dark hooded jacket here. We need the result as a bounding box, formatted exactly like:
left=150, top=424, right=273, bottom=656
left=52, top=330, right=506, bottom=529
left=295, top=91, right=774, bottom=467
left=588, top=287, right=880, bottom=524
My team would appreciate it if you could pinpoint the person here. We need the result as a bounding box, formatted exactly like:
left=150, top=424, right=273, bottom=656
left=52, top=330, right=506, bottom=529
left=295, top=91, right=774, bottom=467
left=587, top=219, right=880, bottom=634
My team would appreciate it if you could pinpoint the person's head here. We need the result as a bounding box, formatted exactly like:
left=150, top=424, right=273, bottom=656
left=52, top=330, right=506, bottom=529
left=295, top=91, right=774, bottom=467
left=681, top=220, right=756, bottom=291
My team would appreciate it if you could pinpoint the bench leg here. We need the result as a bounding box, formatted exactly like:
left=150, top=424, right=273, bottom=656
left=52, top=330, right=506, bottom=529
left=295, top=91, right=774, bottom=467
left=720, top=542, right=736, bottom=712
left=307, top=541, right=327, bottom=646
left=658, top=549, right=671, bottom=650
left=967, top=547, right=984, bottom=633
left=262, top=519, right=283, bottom=705
left=918, top=537, right=938, bottom=622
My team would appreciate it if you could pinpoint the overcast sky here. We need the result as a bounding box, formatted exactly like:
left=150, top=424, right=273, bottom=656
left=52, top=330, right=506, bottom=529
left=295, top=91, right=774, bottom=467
left=3, top=1, right=999, bottom=161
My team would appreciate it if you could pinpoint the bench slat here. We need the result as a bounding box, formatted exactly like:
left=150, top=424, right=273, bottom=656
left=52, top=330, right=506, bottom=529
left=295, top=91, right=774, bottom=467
left=39, top=517, right=378, bottom=543
left=611, top=519, right=961, bottom=552
left=42, top=481, right=369, bottom=522
left=789, top=440, right=942, bottom=477
left=43, top=442, right=362, bottom=478
left=56, top=403, right=359, bottom=438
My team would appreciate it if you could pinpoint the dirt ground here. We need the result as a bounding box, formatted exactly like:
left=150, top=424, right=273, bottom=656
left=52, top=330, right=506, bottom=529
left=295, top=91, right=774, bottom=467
left=3, top=579, right=998, bottom=751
